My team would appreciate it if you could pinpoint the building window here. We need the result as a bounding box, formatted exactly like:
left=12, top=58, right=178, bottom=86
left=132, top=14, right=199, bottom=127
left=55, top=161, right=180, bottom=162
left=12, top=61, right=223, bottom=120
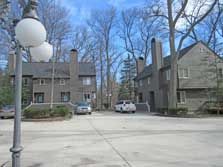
left=39, top=79, right=46, bottom=85
left=135, top=82, right=138, bottom=88
left=83, top=77, right=91, bottom=85
left=34, top=93, right=44, bottom=103
left=23, top=78, right=28, bottom=86
left=166, top=69, right=171, bottom=81
left=92, top=92, right=96, bottom=99
left=60, top=79, right=65, bottom=85
left=139, top=80, right=143, bottom=86
left=138, top=93, right=143, bottom=103
left=177, top=91, right=186, bottom=104
left=178, top=68, right=189, bottom=79
left=148, top=78, right=151, bottom=85
left=200, top=47, right=205, bottom=53
left=218, top=68, right=223, bottom=79
left=11, top=78, right=14, bottom=85
left=23, top=98, right=28, bottom=105
left=61, top=92, right=70, bottom=102
left=84, top=93, right=91, bottom=102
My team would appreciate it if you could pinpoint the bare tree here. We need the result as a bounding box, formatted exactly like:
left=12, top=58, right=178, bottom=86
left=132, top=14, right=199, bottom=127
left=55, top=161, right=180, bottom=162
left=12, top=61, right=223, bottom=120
left=38, top=0, right=72, bottom=62
left=37, top=0, right=72, bottom=108
left=88, top=7, right=117, bottom=109
left=119, top=7, right=165, bottom=74
left=72, top=25, right=97, bottom=61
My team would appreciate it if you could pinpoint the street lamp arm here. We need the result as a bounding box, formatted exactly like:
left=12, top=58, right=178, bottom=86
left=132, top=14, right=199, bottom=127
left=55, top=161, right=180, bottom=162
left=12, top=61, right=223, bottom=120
left=23, top=0, right=39, bottom=20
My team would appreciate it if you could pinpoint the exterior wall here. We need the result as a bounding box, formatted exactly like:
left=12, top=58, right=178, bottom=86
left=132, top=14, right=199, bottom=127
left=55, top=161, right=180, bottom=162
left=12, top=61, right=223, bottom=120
left=178, top=43, right=223, bottom=89
left=177, top=89, right=207, bottom=111
left=79, top=76, right=97, bottom=105
left=32, top=77, right=96, bottom=104
left=135, top=42, right=223, bottom=112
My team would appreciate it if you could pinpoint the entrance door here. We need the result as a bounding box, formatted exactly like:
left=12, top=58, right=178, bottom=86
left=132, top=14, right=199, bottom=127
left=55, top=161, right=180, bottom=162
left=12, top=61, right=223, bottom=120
left=34, top=93, right=44, bottom=103
left=150, top=91, right=155, bottom=112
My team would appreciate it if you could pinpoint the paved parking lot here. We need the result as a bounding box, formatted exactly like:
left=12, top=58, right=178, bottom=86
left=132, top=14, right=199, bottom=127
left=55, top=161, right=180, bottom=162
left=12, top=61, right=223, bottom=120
left=0, top=111, right=223, bottom=167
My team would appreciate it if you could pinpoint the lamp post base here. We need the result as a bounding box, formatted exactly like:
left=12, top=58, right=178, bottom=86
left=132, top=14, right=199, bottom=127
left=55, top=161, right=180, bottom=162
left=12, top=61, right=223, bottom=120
left=10, top=146, right=23, bottom=167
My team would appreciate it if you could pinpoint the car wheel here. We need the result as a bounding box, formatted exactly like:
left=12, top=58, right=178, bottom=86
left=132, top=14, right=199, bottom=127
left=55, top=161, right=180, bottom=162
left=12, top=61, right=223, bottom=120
left=89, top=112, right=92, bottom=115
left=0, top=116, right=4, bottom=119
left=132, top=111, right=135, bottom=114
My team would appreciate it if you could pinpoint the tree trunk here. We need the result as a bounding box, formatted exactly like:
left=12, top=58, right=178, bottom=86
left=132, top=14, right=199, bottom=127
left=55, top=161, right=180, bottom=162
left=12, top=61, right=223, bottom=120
left=168, top=0, right=177, bottom=108
left=99, top=43, right=103, bottom=110
left=106, top=46, right=110, bottom=109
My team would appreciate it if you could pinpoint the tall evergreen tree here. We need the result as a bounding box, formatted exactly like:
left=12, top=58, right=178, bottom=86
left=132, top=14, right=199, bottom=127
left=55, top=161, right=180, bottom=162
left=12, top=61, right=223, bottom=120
left=118, top=54, right=136, bottom=100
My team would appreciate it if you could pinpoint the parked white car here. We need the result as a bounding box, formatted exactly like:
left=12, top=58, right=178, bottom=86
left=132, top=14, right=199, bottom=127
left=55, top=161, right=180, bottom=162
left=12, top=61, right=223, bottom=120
left=115, top=100, right=136, bottom=113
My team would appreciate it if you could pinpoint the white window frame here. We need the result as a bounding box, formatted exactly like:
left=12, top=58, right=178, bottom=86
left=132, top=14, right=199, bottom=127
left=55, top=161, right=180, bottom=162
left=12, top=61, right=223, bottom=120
left=166, top=69, right=171, bottom=81
left=135, top=82, right=138, bottom=88
left=139, top=80, right=143, bottom=87
left=178, top=68, right=189, bottom=79
left=177, top=91, right=186, bottom=104
left=83, top=77, right=91, bottom=86
left=60, top=79, right=66, bottom=85
left=148, top=77, right=151, bottom=85
left=39, top=79, right=46, bottom=85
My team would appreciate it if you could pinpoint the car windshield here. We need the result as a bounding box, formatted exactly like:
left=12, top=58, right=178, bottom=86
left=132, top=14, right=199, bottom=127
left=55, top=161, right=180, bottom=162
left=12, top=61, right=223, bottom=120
left=76, top=102, right=89, bottom=107
left=2, top=105, right=14, bottom=110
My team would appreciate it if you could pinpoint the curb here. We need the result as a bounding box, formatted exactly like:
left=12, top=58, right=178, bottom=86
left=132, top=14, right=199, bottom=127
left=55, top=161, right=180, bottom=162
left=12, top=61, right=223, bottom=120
left=22, top=116, right=72, bottom=122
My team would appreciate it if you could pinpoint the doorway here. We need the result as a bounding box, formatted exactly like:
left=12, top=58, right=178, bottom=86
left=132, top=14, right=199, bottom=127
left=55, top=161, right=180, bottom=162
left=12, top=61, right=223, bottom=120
left=150, top=91, right=155, bottom=112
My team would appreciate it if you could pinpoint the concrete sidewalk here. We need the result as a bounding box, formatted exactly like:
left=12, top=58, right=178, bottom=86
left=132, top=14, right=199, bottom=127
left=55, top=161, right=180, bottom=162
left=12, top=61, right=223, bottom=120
left=1, top=112, right=223, bottom=167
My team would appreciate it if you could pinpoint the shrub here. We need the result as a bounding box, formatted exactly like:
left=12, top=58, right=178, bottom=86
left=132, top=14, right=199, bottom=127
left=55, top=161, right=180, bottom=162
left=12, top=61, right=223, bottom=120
left=157, top=107, right=188, bottom=116
left=24, top=108, right=51, bottom=119
left=168, top=107, right=188, bottom=116
left=24, top=106, right=70, bottom=119
left=51, top=106, right=69, bottom=117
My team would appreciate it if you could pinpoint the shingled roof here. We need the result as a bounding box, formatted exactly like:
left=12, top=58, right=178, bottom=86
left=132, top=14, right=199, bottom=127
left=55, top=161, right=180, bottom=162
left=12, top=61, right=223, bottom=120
left=11, top=62, right=96, bottom=78
left=134, top=41, right=199, bottom=81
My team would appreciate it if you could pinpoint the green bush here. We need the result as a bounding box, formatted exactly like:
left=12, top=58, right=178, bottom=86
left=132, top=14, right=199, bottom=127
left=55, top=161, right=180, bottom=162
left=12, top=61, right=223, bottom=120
left=24, top=108, right=51, bottom=119
left=24, top=106, right=70, bottom=119
left=158, top=107, right=188, bottom=116
left=51, top=106, right=69, bottom=117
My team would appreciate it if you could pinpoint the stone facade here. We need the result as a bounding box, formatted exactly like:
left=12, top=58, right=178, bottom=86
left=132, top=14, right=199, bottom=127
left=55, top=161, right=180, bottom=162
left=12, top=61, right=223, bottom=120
left=9, top=50, right=97, bottom=107
left=134, top=39, right=223, bottom=112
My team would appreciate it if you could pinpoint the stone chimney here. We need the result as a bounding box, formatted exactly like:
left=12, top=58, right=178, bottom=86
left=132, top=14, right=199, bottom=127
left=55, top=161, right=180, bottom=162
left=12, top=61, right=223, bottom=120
left=151, top=38, right=163, bottom=71
left=8, top=51, right=16, bottom=73
left=136, top=57, right=145, bottom=74
left=151, top=38, right=163, bottom=112
left=69, top=49, right=81, bottom=103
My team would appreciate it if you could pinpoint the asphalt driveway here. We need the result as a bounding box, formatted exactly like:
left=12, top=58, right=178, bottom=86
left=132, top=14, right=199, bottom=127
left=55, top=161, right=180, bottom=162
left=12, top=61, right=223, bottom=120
left=0, top=112, right=223, bottom=167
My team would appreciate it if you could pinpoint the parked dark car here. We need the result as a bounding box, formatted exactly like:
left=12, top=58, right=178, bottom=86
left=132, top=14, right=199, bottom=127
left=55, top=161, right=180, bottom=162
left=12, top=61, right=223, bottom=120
left=74, top=102, right=92, bottom=115
left=0, top=105, right=15, bottom=119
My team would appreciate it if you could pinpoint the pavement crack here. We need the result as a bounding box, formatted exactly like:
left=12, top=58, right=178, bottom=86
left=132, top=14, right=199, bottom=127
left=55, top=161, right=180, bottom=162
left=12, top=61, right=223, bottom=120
left=86, top=117, right=132, bottom=167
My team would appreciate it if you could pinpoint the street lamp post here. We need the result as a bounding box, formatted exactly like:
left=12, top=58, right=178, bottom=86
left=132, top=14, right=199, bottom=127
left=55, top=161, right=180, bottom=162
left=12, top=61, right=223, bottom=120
left=10, top=41, right=23, bottom=167
left=9, top=1, right=52, bottom=167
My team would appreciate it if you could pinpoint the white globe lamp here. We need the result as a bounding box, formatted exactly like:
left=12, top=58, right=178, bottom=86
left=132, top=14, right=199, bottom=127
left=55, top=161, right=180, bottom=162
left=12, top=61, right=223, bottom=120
left=30, top=42, right=53, bottom=62
left=15, top=18, right=47, bottom=47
